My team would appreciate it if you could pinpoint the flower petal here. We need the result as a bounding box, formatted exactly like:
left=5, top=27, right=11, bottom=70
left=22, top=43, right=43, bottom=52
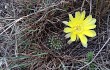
left=83, top=30, right=96, bottom=37
left=75, top=11, right=81, bottom=20
left=64, top=27, right=72, bottom=33
left=70, top=32, right=76, bottom=41
left=89, top=18, right=96, bottom=24
left=83, top=15, right=92, bottom=24
left=80, top=11, right=86, bottom=21
left=84, top=24, right=96, bottom=30
left=62, top=21, right=68, bottom=25
left=67, top=39, right=73, bottom=44
left=69, top=14, right=74, bottom=21
left=65, top=33, right=71, bottom=38
left=78, top=34, right=88, bottom=47
left=67, top=21, right=74, bottom=27
left=84, top=18, right=96, bottom=26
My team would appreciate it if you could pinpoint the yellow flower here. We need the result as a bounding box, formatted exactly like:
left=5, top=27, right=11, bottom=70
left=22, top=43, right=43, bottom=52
left=63, top=11, right=96, bottom=47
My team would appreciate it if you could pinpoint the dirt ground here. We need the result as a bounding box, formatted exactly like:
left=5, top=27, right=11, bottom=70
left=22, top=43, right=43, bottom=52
left=0, top=0, right=110, bottom=70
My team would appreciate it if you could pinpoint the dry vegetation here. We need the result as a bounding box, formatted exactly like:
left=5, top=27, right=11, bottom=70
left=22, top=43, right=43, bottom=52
left=0, top=0, right=110, bottom=70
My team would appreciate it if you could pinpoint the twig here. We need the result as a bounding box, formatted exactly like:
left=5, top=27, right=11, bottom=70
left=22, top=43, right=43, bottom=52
left=4, top=58, right=10, bottom=70
left=78, top=37, right=110, bottom=70
left=81, top=0, right=86, bottom=11
left=0, top=17, right=23, bottom=36
left=0, top=1, right=66, bottom=36
left=12, top=0, right=18, bottom=57
left=106, top=14, right=110, bottom=60
left=89, top=0, right=92, bottom=14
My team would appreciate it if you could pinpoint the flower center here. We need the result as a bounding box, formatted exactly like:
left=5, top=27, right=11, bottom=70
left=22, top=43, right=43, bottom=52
left=73, top=25, right=83, bottom=33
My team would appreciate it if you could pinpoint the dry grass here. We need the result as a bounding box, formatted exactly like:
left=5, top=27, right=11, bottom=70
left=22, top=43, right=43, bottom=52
left=0, top=0, right=110, bottom=70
